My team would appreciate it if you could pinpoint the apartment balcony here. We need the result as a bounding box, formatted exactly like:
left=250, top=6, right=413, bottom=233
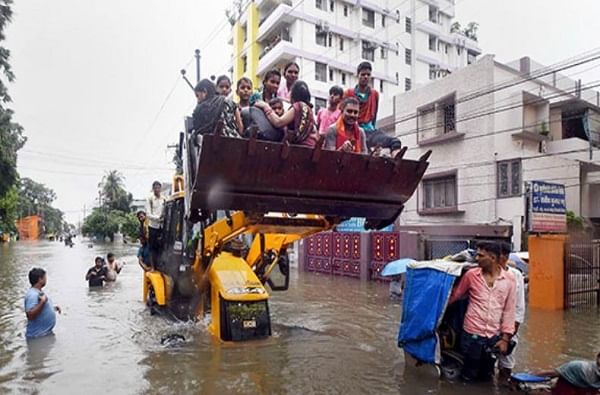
left=258, top=40, right=300, bottom=75
left=416, top=20, right=443, bottom=37
left=451, top=32, right=481, bottom=55
left=418, top=0, right=456, bottom=17
left=256, top=0, right=292, bottom=13
left=257, top=3, right=296, bottom=42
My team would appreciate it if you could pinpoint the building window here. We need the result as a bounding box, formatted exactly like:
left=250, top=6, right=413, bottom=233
left=405, top=77, right=411, bottom=91
left=316, top=28, right=327, bottom=47
left=315, top=62, right=327, bottom=82
left=423, top=175, right=457, bottom=210
left=382, top=15, right=386, bottom=27
left=328, top=33, right=332, bottom=47
left=343, top=5, right=348, bottom=17
left=443, top=101, right=455, bottom=134
left=429, top=64, right=437, bottom=80
left=315, top=97, right=327, bottom=113
left=445, top=43, right=448, bottom=54
left=329, top=0, right=334, bottom=12
left=242, top=56, right=247, bottom=73
left=429, top=35, right=436, bottom=51
left=315, top=0, right=326, bottom=11
left=497, top=160, right=522, bottom=198
left=362, top=40, right=375, bottom=61
left=329, top=68, right=334, bottom=81
left=405, top=48, right=412, bottom=65
left=457, top=46, right=463, bottom=56
left=467, top=51, right=476, bottom=65
left=428, top=5, right=438, bottom=23
left=339, top=37, right=344, bottom=51
left=341, top=72, right=347, bottom=85
left=417, top=94, right=457, bottom=141
left=379, top=79, right=384, bottom=93
left=405, top=17, right=411, bottom=33
left=381, top=47, right=386, bottom=59
left=362, top=8, right=375, bottom=28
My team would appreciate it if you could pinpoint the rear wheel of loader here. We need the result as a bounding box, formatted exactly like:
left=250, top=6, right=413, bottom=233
left=147, top=285, right=158, bottom=316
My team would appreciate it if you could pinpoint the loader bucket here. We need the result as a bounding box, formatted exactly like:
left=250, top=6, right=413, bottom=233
left=189, top=134, right=430, bottom=229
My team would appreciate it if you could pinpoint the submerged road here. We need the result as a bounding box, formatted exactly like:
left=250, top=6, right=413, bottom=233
left=0, top=240, right=599, bottom=394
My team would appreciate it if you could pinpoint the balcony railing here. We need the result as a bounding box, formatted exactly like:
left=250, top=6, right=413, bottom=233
left=259, top=33, right=292, bottom=60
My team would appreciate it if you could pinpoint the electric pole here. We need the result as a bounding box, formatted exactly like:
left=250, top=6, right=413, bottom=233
left=195, top=49, right=201, bottom=83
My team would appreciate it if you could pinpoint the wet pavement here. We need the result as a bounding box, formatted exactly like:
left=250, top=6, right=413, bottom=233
left=0, top=240, right=599, bottom=394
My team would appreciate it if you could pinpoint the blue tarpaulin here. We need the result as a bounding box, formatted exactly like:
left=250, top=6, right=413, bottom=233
left=397, top=267, right=457, bottom=364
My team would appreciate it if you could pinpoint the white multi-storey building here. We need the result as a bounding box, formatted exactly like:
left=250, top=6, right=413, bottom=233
left=230, top=0, right=481, bottom=127
left=394, top=54, right=600, bottom=249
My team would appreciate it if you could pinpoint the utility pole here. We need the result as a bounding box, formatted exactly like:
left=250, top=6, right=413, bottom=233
left=195, top=49, right=201, bottom=83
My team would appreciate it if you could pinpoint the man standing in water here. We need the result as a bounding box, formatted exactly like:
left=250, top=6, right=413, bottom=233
left=498, top=242, right=526, bottom=382
left=448, top=241, right=516, bottom=382
left=145, top=181, right=166, bottom=268
left=86, top=257, right=108, bottom=288
left=105, top=252, right=122, bottom=282
left=25, top=268, right=61, bottom=338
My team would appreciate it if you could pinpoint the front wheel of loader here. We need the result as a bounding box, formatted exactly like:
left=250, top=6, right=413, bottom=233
left=147, top=285, right=158, bottom=316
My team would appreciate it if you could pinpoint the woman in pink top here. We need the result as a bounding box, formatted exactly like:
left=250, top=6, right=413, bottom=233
left=316, top=85, right=343, bottom=134
left=277, top=62, right=299, bottom=101
left=254, top=80, right=317, bottom=147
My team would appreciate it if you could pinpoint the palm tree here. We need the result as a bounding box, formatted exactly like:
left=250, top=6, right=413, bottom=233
left=99, top=170, right=127, bottom=211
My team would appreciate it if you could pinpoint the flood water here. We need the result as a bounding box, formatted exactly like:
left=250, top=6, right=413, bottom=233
left=1, top=240, right=599, bottom=395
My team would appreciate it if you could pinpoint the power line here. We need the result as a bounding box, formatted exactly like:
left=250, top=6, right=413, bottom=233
left=392, top=51, right=600, bottom=135
left=396, top=78, right=600, bottom=144
left=20, top=149, right=171, bottom=171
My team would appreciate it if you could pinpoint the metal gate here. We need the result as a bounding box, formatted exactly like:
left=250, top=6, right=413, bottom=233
left=304, top=232, right=362, bottom=278
left=564, top=237, right=600, bottom=308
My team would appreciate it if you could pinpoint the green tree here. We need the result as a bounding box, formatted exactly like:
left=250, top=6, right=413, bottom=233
left=121, top=212, right=140, bottom=240
left=450, top=21, right=461, bottom=33
left=82, top=208, right=137, bottom=242
left=0, top=184, right=18, bottom=232
left=16, top=177, right=65, bottom=235
left=99, top=170, right=132, bottom=212
left=17, top=177, right=57, bottom=217
left=0, top=0, right=25, bottom=200
left=42, top=205, right=65, bottom=235
left=464, top=22, right=479, bottom=41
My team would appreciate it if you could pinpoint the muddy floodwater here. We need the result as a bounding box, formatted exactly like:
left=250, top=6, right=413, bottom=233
left=1, top=240, right=599, bottom=394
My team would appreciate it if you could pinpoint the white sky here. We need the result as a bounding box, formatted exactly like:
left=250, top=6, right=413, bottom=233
left=7, top=0, right=600, bottom=224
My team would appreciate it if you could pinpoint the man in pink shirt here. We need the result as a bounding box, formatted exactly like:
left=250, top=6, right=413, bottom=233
left=316, top=86, right=343, bottom=134
left=448, top=241, right=516, bottom=382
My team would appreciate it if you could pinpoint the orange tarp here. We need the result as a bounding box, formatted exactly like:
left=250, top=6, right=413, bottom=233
left=16, top=215, right=40, bottom=240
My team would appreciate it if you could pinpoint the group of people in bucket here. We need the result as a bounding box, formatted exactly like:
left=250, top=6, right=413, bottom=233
left=435, top=241, right=599, bottom=393
left=191, top=60, right=402, bottom=155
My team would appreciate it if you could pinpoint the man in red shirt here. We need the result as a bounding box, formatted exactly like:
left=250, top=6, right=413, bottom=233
left=344, top=61, right=402, bottom=154
left=448, top=241, right=516, bottom=382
